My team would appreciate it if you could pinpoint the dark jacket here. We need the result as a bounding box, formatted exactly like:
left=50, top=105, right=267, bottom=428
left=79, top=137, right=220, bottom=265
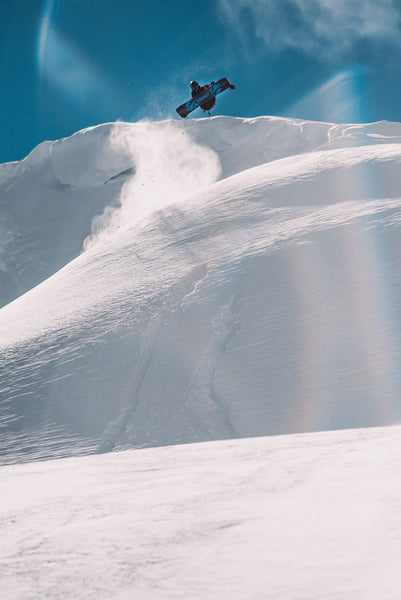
left=191, top=84, right=207, bottom=98
left=191, top=82, right=217, bottom=111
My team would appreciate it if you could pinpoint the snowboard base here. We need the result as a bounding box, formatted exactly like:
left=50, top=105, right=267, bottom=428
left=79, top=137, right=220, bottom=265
left=176, top=78, right=234, bottom=118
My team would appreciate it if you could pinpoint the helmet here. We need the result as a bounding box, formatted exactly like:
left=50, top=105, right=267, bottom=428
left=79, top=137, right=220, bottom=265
left=190, top=81, right=199, bottom=89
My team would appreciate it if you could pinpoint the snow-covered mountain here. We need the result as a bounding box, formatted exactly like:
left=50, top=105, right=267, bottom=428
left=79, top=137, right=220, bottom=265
left=2, top=115, right=401, bottom=599
left=2, top=116, right=401, bottom=464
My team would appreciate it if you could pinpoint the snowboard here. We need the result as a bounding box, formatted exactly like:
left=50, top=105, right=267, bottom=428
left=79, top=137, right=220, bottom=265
left=176, top=77, right=234, bottom=118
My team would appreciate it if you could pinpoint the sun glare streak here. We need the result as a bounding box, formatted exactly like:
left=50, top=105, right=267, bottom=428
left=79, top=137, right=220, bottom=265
left=41, top=29, right=109, bottom=105
left=37, top=2, right=130, bottom=118
left=37, top=0, right=56, bottom=73
left=277, top=64, right=400, bottom=431
left=284, top=69, right=367, bottom=124
left=288, top=164, right=401, bottom=432
left=39, top=26, right=118, bottom=112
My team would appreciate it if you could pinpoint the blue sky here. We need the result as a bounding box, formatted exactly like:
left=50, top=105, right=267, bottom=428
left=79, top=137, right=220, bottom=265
left=2, top=0, right=401, bottom=163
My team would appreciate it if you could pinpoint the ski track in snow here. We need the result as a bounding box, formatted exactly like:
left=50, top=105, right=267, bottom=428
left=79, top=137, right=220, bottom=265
left=185, top=293, right=242, bottom=439
left=96, top=264, right=208, bottom=453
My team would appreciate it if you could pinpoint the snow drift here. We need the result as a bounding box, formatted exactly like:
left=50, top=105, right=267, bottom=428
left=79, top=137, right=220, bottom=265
left=2, top=115, right=401, bottom=464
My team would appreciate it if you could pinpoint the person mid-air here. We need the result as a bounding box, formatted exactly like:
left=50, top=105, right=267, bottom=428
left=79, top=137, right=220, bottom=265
left=176, top=77, right=235, bottom=118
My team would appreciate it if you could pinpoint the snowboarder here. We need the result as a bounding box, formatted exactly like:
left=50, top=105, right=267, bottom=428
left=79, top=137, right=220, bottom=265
left=176, top=78, right=236, bottom=118
left=190, top=80, right=217, bottom=113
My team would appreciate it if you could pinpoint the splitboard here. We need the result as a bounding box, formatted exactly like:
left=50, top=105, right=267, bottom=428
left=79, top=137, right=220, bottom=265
left=176, top=77, right=234, bottom=118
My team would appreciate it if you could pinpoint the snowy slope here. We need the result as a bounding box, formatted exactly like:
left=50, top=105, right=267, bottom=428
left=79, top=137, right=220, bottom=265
left=1, top=425, right=401, bottom=599
left=2, top=116, right=401, bottom=464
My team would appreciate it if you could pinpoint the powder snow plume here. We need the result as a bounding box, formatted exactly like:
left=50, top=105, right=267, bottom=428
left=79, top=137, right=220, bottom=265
left=84, top=120, right=221, bottom=249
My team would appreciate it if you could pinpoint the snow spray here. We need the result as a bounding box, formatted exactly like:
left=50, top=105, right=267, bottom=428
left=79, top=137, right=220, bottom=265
left=84, top=120, right=221, bottom=249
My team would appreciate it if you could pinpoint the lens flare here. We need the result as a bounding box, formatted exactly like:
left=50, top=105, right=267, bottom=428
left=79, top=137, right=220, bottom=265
left=37, top=0, right=56, bottom=74
left=284, top=68, right=367, bottom=124
left=286, top=163, right=401, bottom=432
left=278, top=69, right=401, bottom=431
left=37, top=0, right=129, bottom=117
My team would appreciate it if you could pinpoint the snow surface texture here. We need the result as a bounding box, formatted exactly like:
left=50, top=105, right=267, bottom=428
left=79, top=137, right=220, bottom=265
left=2, top=116, right=401, bottom=463
left=1, top=425, right=401, bottom=599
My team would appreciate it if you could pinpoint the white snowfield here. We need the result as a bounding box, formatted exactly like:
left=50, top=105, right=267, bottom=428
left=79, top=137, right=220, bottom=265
left=1, top=425, right=401, bottom=599
left=2, top=115, right=401, bottom=597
